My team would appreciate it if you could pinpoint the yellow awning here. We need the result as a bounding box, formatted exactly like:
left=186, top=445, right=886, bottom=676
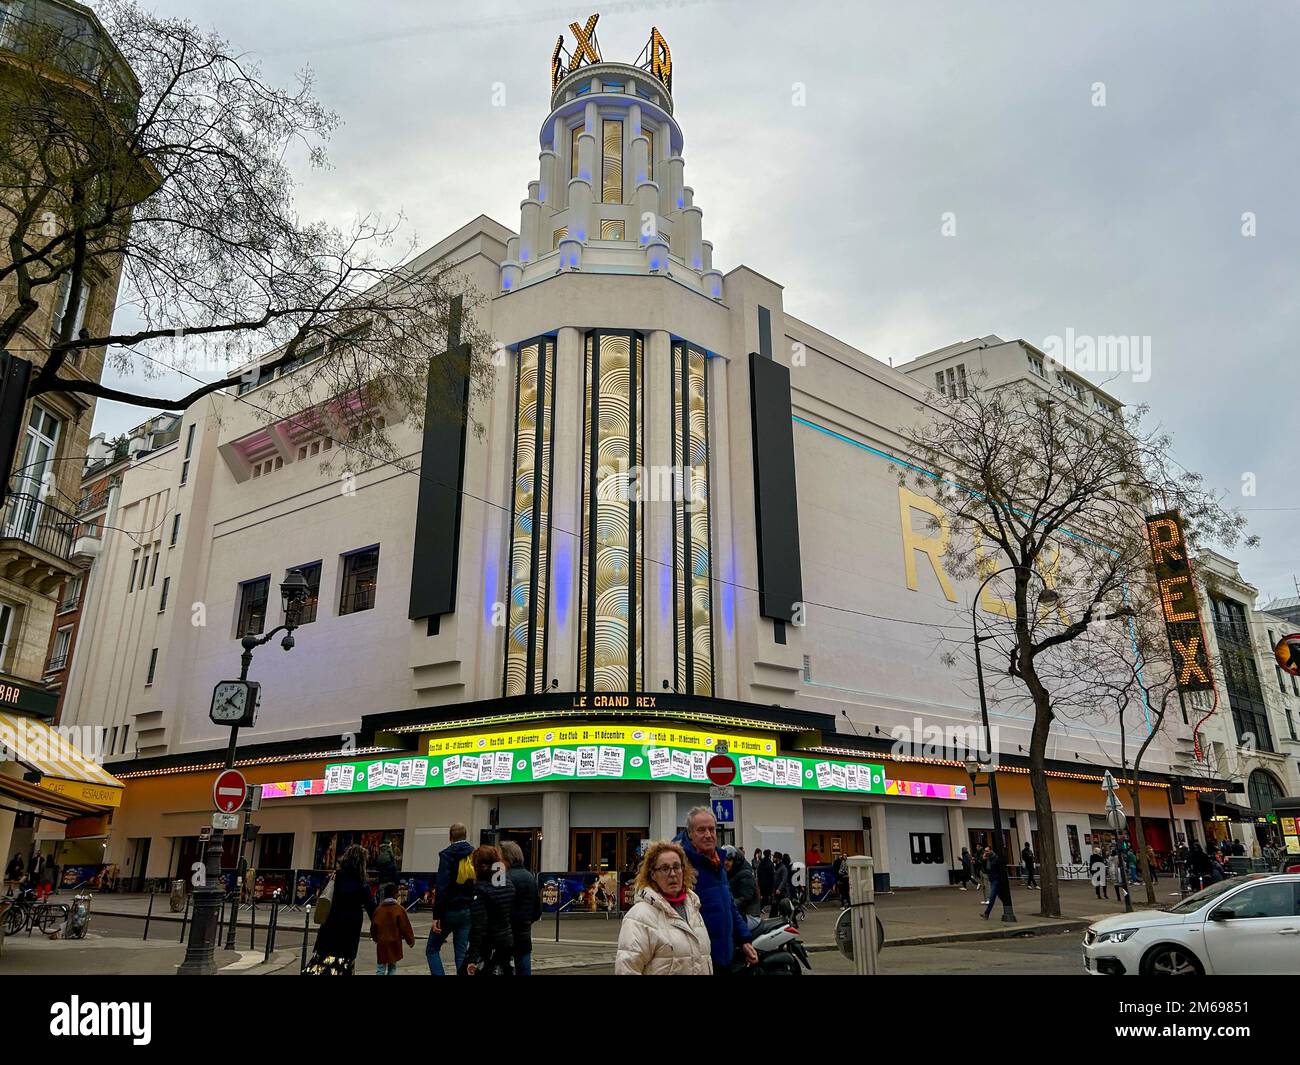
left=0, top=711, right=124, bottom=793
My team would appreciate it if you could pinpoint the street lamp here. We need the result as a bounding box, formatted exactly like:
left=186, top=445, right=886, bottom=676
left=178, top=568, right=311, bottom=975
left=969, top=566, right=1058, bottom=923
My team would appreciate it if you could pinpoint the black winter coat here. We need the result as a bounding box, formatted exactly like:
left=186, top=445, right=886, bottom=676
left=757, top=858, right=775, bottom=895
left=727, top=856, right=761, bottom=917
left=312, top=869, right=377, bottom=964
left=505, top=866, right=542, bottom=955
left=463, top=877, right=515, bottom=974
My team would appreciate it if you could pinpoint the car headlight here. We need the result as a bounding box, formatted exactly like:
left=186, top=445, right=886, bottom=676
left=1094, top=928, right=1140, bottom=944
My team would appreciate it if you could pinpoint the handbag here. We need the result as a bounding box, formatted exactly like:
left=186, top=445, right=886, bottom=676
left=313, top=874, right=335, bottom=925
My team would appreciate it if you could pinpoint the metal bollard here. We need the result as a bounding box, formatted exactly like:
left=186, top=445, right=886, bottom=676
left=224, top=891, right=239, bottom=951
left=299, top=903, right=310, bottom=970
left=178, top=892, right=191, bottom=944
left=249, top=897, right=256, bottom=951
left=143, top=889, right=154, bottom=941
left=263, top=892, right=279, bottom=961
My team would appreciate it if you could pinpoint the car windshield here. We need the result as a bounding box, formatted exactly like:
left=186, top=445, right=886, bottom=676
left=1161, top=873, right=1271, bottom=913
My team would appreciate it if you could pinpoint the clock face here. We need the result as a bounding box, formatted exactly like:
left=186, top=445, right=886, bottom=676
left=211, top=682, right=248, bottom=722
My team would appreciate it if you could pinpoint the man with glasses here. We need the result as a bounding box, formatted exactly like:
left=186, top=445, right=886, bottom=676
left=678, top=807, right=756, bottom=974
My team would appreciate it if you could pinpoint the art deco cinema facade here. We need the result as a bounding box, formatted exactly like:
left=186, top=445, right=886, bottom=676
left=56, top=19, right=1221, bottom=898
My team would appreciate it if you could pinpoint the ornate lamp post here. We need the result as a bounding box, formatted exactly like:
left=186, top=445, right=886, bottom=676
left=178, top=569, right=311, bottom=975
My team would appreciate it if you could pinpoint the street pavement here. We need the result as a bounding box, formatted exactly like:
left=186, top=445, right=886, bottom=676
left=0, top=878, right=1174, bottom=976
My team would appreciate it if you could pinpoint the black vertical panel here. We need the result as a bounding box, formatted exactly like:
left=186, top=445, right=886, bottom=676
left=749, top=351, right=803, bottom=623
left=757, top=305, right=773, bottom=359
left=0, top=351, right=33, bottom=507
left=408, top=299, right=471, bottom=620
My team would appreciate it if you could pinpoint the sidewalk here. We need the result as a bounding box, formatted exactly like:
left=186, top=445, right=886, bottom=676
left=26, top=877, right=1172, bottom=974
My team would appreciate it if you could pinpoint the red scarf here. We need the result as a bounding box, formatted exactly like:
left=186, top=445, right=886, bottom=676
left=661, top=889, right=689, bottom=905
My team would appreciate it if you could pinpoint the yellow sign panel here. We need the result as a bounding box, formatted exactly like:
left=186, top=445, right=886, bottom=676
left=37, top=777, right=123, bottom=808
left=426, top=722, right=775, bottom=759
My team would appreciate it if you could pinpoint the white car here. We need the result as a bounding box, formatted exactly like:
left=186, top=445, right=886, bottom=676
left=1082, top=872, right=1300, bottom=975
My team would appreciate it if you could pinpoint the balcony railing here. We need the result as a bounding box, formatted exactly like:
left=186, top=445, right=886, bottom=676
left=1, top=492, right=76, bottom=561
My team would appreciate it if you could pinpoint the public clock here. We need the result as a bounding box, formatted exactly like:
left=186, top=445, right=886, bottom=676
left=209, top=679, right=260, bottom=728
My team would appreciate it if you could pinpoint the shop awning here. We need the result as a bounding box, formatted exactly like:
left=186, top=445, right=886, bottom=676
left=0, top=711, right=124, bottom=806
left=0, top=773, right=105, bottom=820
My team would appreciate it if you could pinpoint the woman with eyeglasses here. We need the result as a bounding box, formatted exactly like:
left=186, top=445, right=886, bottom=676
left=614, top=840, right=712, bottom=975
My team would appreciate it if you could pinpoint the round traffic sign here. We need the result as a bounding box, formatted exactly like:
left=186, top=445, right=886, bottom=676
left=213, top=769, right=247, bottom=814
left=706, top=754, right=735, bottom=787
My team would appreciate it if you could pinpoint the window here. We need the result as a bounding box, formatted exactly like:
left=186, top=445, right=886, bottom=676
left=1288, top=708, right=1297, bottom=742
left=59, top=574, right=81, bottom=612
left=7, top=403, right=60, bottom=539
left=645, top=127, right=654, bottom=181
left=1212, top=882, right=1299, bottom=920
left=180, top=423, right=196, bottom=485
left=339, top=546, right=379, bottom=615
left=1027, top=353, right=1046, bottom=378
left=237, top=576, right=270, bottom=635
left=159, top=576, right=170, bottom=613
left=150, top=549, right=160, bottom=586
left=935, top=365, right=968, bottom=398
left=295, top=562, right=322, bottom=625
left=1059, top=374, right=1085, bottom=403
left=1279, top=665, right=1288, bottom=694
left=128, top=556, right=139, bottom=592
left=909, top=833, right=944, bottom=865
left=170, top=513, right=181, bottom=546
left=48, top=626, right=72, bottom=672
left=1247, top=769, right=1285, bottom=816
left=50, top=273, right=90, bottom=344
left=108, top=726, right=118, bottom=753
left=145, top=647, right=158, bottom=686
left=139, top=551, right=149, bottom=590
left=120, top=724, right=130, bottom=754
left=602, top=118, right=623, bottom=204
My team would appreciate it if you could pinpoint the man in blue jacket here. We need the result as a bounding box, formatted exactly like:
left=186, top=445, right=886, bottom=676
left=678, top=808, right=757, bottom=973
left=427, top=823, right=475, bottom=975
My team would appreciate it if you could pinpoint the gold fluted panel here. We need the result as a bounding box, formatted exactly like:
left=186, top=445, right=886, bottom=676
left=580, top=332, right=643, bottom=691
left=504, top=339, right=555, bottom=696
left=672, top=343, right=713, bottom=695
left=570, top=124, right=581, bottom=181
left=646, top=128, right=654, bottom=182
left=602, top=119, right=623, bottom=204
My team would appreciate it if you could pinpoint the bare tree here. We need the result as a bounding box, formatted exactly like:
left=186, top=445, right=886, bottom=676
left=1, top=0, right=494, bottom=467
left=903, top=375, right=1252, bottom=916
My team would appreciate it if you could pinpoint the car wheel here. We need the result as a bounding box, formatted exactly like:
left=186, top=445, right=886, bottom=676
left=1143, top=944, right=1203, bottom=976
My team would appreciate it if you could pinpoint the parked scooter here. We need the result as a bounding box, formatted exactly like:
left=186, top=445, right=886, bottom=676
left=65, top=890, right=91, bottom=939
left=732, top=898, right=811, bottom=975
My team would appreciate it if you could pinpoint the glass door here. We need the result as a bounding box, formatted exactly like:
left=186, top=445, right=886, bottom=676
left=8, top=404, right=60, bottom=538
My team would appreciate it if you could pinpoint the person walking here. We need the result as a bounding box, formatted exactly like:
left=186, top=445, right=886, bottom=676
left=770, top=851, right=790, bottom=917
left=676, top=808, right=756, bottom=973
left=369, top=882, right=415, bottom=975
left=500, top=840, right=541, bottom=975
left=1089, top=846, right=1108, bottom=899
left=833, top=852, right=850, bottom=904
left=4, top=853, right=22, bottom=893
left=1021, top=842, right=1037, bottom=889
left=723, top=846, right=761, bottom=919
left=615, top=840, right=712, bottom=975
left=375, top=837, right=399, bottom=894
left=462, top=845, right=515, bottom=976
left=974, top=846, right=991, bottom=904
left=427, top=823, right=475, bottom=975
left=957, top=847, right=972, bottom=891
left=303, top=845, right=377, bottom=975
left=1145, top=843, right=1160, bottom=882
left=981, top=847, right=1004, bottom=919
left=756, top=850, right=775, bottom=912
left=1108, top=846, right=1129, bottom=904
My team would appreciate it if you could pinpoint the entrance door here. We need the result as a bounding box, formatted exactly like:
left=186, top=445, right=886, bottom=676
left=804, top=830, right=865, bottom=864
left=127, top=837, right=151, bottom=892
left=499, top=828, right=541, bottom=872
left=569, top=828, right=647, bottom=874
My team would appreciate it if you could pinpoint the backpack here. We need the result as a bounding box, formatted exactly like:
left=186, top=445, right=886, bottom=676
left=456, top=853, right=476, bottom=886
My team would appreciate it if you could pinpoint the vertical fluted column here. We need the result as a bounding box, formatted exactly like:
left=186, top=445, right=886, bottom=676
left=520, top=182, right=542, bottom=264
left=682, top=193, right=703, bottom=271
left=701, top=239, right=723, bottom=299
left=645, top=329, right=675, bottom=691
left=539, top=149, right=558, bottom=208
left=664, top=153, right=685, bottom=215
left=501, top=234, right=522, bottom=291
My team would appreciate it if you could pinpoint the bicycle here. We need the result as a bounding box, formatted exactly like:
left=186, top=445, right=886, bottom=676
left=2, top=889, right=69, bottom=936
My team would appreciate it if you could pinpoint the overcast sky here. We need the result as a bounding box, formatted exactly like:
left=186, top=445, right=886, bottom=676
left=92, top=0, right=1300, bottom=601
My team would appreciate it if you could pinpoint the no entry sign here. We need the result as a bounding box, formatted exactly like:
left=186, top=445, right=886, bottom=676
left=213, top=769, right=247, bottom=814
left=706, top=754, right=736, bottom=787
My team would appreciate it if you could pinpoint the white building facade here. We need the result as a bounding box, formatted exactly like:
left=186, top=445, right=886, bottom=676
left=56, top=24, right=1217, bottom=899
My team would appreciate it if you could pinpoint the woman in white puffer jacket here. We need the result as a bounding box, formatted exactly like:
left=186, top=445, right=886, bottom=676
left=615, top=840, right=713, bottom=975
